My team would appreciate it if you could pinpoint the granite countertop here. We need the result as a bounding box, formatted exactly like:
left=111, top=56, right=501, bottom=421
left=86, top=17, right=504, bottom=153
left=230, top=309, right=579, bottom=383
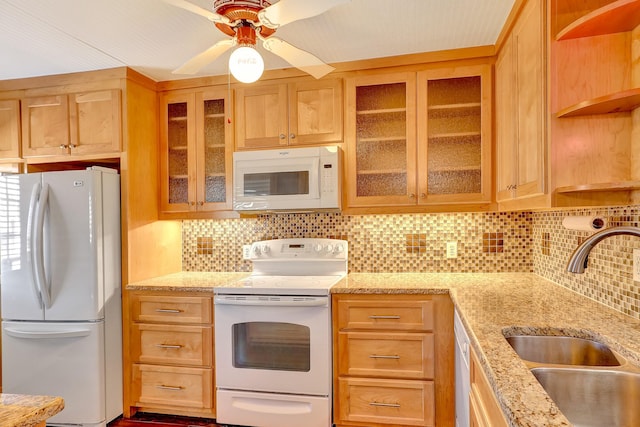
left=126, top=271, right=250, bottom=292
left=0, top=394, right=64, bottom=427
left=126, top=271, right=640, bottom=427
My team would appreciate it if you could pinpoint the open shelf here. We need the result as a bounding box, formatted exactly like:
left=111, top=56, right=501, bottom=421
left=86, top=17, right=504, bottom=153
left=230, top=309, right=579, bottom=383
left=556, top=88, right=640, bottom=117
left=556, top=0, right=640, bottom=40
left=555, top=180, right=640, bottom=193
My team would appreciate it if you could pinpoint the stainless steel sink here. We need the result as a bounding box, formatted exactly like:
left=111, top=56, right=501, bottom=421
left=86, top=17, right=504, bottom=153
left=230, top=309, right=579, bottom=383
left=506, top=335, right=621, bottom=366
left=532, top=368, right=640, bottom=427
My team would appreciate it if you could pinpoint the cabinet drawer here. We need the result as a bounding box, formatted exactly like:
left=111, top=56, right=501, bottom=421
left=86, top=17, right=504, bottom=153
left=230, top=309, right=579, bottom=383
left=336, top=298, right=434, bottom=331
left=338, top=331, right=434, bottom=379
left=338, top=377, right=434, bottom=426
left=130, top=294, right=213, bottom=324
left=132, top=364, right=213, bottom=410
left=130, top=324, right=212, bottom=367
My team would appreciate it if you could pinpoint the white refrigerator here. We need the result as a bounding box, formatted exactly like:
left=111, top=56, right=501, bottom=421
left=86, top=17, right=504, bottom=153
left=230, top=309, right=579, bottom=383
left=0, top=167, right=122, bottom=427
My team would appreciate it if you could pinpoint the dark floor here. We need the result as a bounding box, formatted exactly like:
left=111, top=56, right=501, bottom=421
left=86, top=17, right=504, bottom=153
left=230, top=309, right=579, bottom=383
left=108, top=413, right=221, bottom=427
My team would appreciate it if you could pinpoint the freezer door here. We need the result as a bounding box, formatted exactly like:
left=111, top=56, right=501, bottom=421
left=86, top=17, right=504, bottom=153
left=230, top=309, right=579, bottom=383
left=2, top=321, right=107, bottom=425
left=42, top=170, right=107, bottom=321
left=0, top=173, right=45, bottom=321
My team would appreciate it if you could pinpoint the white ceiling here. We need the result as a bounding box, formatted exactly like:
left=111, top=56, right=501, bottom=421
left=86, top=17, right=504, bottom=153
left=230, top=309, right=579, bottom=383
left=0, top=0, right=515, bottom=83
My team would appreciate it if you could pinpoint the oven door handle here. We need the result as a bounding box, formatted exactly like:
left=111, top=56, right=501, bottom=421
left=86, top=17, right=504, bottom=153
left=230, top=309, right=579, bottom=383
left=214, top=296, right=328, bottom=307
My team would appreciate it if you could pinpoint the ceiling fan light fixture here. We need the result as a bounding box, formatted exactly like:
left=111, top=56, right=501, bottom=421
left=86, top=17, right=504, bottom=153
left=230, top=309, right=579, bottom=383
left=229, top=45, right=264, bottom=83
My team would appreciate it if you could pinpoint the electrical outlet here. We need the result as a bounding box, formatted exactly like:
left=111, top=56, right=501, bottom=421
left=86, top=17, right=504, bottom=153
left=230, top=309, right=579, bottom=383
left=242, top=245, right=252, bottom=260
left=634, top=249, right=640, bottom=282
left=446, top=241, right=458, bottom=259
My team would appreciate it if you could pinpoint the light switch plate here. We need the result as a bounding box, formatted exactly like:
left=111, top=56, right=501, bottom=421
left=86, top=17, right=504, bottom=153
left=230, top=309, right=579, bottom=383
left=633, top=248, right=640, bottom=282
left=446, top=241, right=458, bottom=259
left=242, top=245, right=252, bottom=260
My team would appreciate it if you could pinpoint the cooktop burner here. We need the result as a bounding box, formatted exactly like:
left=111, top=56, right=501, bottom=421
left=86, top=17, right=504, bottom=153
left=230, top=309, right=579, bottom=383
left=216, top=238, right=348, bottom=296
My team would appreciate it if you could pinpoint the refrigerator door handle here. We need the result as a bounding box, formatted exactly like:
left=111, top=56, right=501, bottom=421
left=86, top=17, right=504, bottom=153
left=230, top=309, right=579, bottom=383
left=33, top=183, right=51, bottom=309
left=4, top=327, right=92, bottom=339
left=26, top=182, right=44, bottom=309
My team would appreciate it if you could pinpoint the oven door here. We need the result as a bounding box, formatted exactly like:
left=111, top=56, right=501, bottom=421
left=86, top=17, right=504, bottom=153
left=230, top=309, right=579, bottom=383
left=233, top=156, right=320, bottom=211
left=214, top=294, right=331, bottom=396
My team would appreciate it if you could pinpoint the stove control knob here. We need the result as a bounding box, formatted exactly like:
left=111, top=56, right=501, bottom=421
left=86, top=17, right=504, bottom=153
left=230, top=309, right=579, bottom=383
left=261, top=245, right=270, bottom=254
left=325, top=244, right=334, bottom=253
left=253, top=246, right=261, bottom=256
left=333, top=244, right=345, bottom=254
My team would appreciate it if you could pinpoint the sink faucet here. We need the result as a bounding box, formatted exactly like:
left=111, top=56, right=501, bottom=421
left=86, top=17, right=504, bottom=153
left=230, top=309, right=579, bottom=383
left=567, top=226, right=640, bottom=273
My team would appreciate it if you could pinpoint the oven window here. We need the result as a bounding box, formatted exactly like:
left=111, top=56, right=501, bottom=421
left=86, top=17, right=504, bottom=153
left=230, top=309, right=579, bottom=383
left=232, top=322, right=311, bottom=372
left=244, top=171, right=309, bottom=196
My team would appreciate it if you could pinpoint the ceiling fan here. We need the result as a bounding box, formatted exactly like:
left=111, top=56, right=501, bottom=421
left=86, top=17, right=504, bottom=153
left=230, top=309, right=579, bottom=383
left=164, top=0, right=350, bottom=81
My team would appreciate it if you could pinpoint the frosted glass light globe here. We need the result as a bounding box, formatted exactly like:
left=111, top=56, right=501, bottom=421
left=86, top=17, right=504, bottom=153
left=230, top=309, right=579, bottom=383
left=229, top=46, right=264, bottom=83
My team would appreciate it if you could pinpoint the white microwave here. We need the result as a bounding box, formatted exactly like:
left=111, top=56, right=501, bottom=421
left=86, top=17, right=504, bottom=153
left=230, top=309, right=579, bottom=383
left=233, top=146, right=342, bottom=212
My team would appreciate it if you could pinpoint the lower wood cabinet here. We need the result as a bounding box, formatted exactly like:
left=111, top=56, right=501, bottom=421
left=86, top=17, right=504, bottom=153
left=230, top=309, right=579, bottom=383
left=333, top=294, right=454, bottom=427
left=125, top=291, right=215, bottom=418
left=469, top=346, right=508, bottom=427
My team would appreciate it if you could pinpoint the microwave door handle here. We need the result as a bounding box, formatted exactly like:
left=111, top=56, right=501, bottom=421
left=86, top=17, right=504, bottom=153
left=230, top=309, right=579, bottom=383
left=310, top=158, right=320, bottom=198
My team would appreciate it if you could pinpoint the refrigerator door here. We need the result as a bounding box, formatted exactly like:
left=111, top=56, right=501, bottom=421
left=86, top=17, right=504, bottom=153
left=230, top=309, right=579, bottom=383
left=2, top=320, right=107, bottom=426
left=0, top=173, right=46, bottom=321
left=42, top=169, right=105, bottom=321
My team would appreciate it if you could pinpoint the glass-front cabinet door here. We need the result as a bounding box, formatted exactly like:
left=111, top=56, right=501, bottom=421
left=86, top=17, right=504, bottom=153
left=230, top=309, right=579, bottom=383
left=345, top=72, right=417, bottom=207
left=417, top=64, right=492, bottom=205
left=160, top=88, right=233, bottom=214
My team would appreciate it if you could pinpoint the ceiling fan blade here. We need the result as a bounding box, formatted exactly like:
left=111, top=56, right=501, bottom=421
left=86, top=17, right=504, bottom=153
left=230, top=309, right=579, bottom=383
left=262, top=37, right=334, bottom=79
left=163, top=0, right=230, bottom=24
left=258, top=0, right=351, bottom=29
left=173, top=39, right=234, bottom=74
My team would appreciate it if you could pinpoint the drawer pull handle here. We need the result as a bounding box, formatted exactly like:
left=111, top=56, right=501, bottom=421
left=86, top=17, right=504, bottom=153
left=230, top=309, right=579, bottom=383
left=369, top=354, right=400, bottom=359
left=369, top=402, right=400, bottom=408
left=156, top=344, right=182, bottom=349
left=156, top=385, right=184, bottom=391
left=369, top=315, right=400, bottom=320
left=155, top=309, right=182, bottom=313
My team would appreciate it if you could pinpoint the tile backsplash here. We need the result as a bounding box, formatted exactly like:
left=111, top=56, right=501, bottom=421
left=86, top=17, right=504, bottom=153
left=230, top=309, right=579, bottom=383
left=182, top=205, right=640, bottom=319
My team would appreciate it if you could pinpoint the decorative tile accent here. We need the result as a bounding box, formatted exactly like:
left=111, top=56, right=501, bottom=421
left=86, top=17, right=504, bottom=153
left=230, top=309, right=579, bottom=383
left=482, top=232, right=504, bottom=253
left=196, top=237, right=214, bottom=255
left=406, top=233, right=427, bottom=254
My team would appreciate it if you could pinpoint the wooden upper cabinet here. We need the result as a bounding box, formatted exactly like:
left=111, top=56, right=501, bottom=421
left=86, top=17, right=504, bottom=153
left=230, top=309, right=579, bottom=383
left=496, top=0, right=547, bottom=209
left=159, top=87, right=233, bottom=214
left=0, top=99, right=21, bottom=160
left=21, top=89, right=121, bottom=159
left=345, top=72, right=418, bottom=208
left=235, top=78, right=342, bottom=149
left=345, top=65, right=492, bottom=211
left=69, top=89, right=121, bottom=156
left=417, top=65, right=492, bottom=206
left=21, top=95, right=70, bottom=157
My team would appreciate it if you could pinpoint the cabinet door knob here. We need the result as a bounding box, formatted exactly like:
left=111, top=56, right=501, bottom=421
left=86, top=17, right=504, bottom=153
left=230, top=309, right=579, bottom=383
left=289, top=133, right=295, bottom=139
left=279, top=133, right=286, bottom=139
left=59, top=144, right=68, bottom=149
left=190, top=201, right=196, bottom=206
left=199, top=201, right=204, bottom=206
left=420, top=193, right=427, bottom=199
left=69, top=144, right=77, bottom=149
left=408, top=193, right=416, bottom=199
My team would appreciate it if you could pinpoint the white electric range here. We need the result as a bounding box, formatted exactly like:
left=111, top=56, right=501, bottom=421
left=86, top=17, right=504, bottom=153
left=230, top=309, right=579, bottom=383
left=214, top=238, right=348, bottom=427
